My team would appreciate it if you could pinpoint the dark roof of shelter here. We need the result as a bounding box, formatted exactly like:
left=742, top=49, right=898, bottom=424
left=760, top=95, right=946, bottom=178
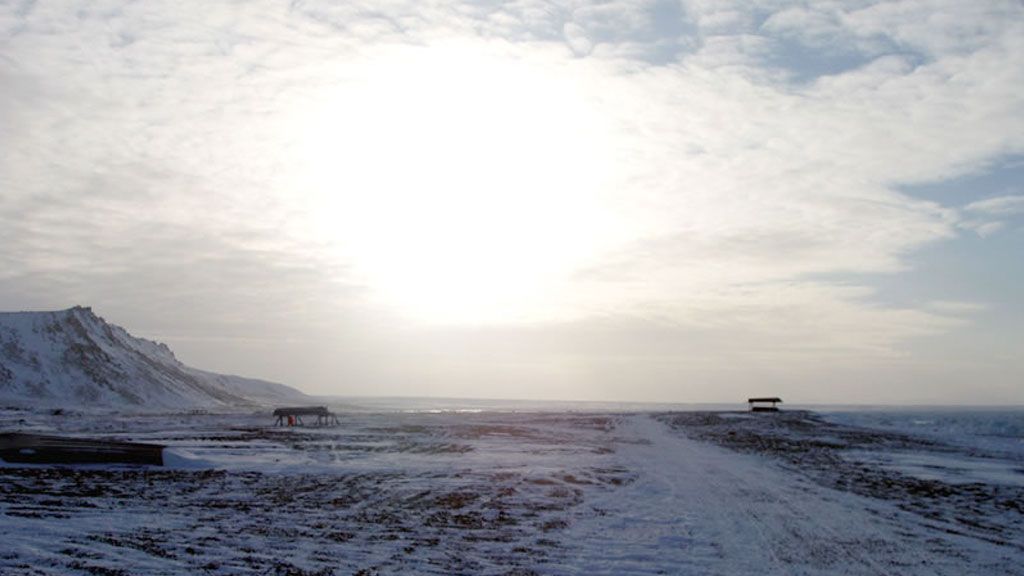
left=273, top=406, right=330, bottom=416
left=747, top=397, right=782, bottom=403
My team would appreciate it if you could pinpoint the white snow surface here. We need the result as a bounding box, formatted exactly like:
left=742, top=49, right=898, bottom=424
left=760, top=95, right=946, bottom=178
left=0, top=306, right=307, bottom=409
left=1, top=408, right=1021, bottom=575
left=822, top=409, right=1024, bottom=459
left=568, top=416, right=1015, bottom=575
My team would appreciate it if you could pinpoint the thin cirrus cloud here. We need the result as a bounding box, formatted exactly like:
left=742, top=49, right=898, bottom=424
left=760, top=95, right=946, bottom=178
left=958, top=194, right=1024, bottom=237
left=965, top=195, right=1024, bottom=216
left=0, top=0, right=1022, bottom=403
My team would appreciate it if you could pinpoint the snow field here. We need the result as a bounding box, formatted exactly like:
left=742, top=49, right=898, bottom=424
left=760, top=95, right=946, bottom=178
left=1, top=409, right=1021, bottom=575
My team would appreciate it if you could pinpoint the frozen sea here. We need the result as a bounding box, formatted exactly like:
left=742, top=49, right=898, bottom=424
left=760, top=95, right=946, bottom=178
left=0, top=401, right=1021, bottom=575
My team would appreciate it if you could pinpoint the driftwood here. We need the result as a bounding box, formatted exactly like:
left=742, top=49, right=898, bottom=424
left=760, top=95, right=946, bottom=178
left=0, top=432, right=164, bottom=466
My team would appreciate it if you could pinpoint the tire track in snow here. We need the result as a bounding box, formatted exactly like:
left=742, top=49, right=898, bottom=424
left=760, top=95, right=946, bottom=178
left=563, top=414, right=786, bottom=574
left=560, top=414, right=966, bottom=575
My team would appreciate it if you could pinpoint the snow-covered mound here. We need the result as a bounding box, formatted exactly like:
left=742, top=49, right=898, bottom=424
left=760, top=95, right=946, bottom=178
left=0, top=306, right=307, bottom=410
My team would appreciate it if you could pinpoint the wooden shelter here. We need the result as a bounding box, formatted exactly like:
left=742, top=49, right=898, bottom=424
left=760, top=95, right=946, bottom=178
left=273, top=406, right=340, bottom=427
left=747, top=397, right=782, bottom=412
left=0, top=432, right=164, bottom=465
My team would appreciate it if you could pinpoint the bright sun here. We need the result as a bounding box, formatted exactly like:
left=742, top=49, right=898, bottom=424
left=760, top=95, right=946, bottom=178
left=296, top=42, right=621, bottom=324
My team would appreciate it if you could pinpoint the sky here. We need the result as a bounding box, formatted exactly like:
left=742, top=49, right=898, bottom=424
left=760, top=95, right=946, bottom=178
left=1, top=0, right=1022, bottom=405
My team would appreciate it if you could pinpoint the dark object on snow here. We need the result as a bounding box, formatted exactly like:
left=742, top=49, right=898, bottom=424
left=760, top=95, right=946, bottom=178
left=0, top=432, right=164, bottom=465
left=748, top=397, right=782, bottom=412
left=273, top=406, right=340, bottom=427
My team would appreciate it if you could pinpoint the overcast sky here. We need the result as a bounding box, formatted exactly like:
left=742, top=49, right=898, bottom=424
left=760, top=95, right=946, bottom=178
left=2, top=0, right=1022, bottom=404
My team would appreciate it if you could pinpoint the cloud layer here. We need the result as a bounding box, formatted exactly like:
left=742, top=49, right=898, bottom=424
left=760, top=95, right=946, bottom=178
left=1, top=0, right=1022, bottom=403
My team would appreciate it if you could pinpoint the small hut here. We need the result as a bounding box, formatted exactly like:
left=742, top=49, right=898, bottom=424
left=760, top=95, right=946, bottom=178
left=273, top=406, right=340, bottom=427
left=747, top=397, right=782, bottom=412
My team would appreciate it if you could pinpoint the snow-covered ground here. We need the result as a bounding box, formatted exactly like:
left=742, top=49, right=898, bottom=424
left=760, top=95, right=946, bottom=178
left=822, top=409, right=1024, bottom=460
left=1, top=408, right=1021, bottom=575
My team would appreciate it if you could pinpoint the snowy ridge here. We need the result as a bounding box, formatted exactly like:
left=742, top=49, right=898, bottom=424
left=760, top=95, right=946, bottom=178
left=0, top=306, right=306, bottom=409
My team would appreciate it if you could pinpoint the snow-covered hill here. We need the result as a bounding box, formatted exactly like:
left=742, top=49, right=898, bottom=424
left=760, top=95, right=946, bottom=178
left=0, top=306, right=307, bottom=410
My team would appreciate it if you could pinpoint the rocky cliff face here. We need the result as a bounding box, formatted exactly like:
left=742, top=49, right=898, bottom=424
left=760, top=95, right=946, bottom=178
left=0, top=306, right=306, bottom=409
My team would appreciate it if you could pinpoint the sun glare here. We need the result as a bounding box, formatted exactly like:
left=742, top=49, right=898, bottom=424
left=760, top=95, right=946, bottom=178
left=295, top=43, right=621, bottom=324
